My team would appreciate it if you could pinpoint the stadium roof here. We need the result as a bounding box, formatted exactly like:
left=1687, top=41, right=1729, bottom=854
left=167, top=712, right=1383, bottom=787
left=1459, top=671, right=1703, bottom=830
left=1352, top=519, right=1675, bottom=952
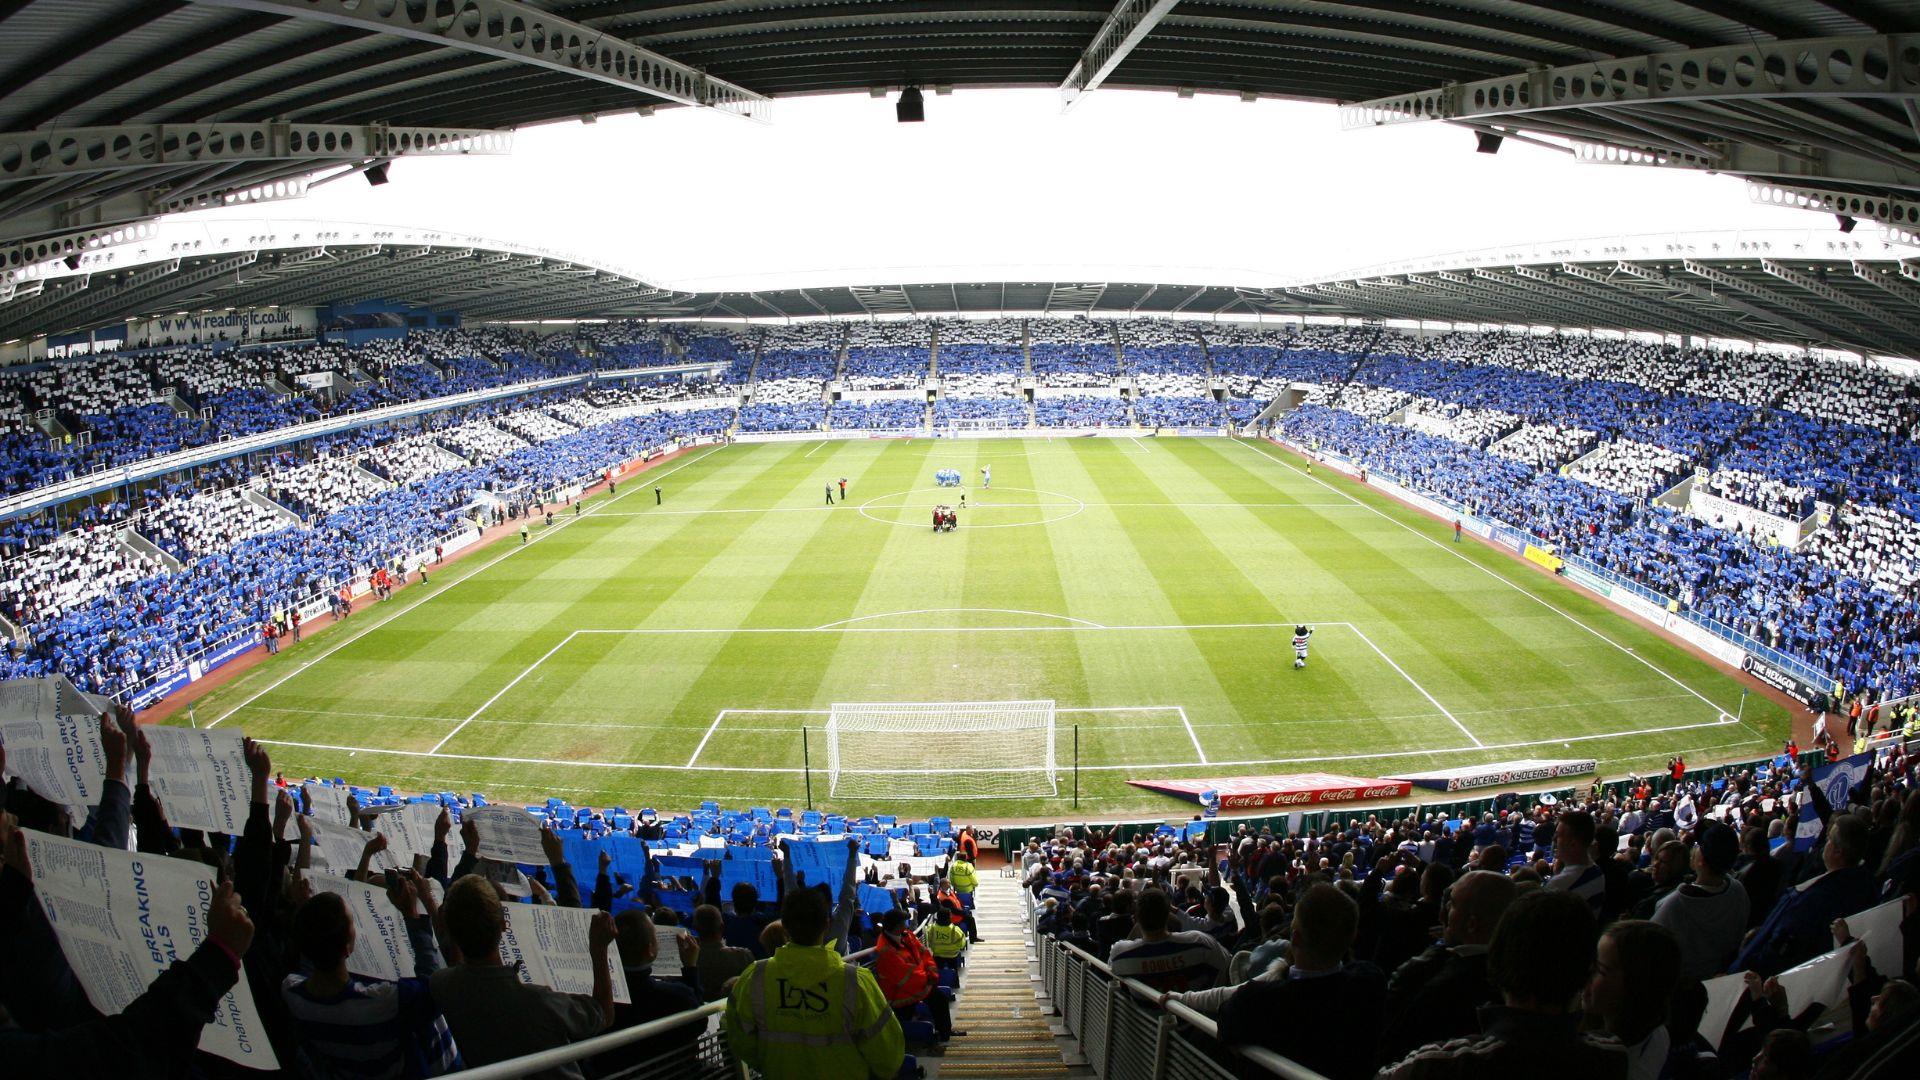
left=4, top=2, right=1918, bottom=261
left=6, top=219, right=1920, bottom=359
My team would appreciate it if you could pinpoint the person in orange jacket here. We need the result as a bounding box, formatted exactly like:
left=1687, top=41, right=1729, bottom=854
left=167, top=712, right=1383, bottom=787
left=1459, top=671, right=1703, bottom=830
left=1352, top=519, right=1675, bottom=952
left=872, top=909, right=962, bottom=1042
left=956, top=827, right=979, bottom=865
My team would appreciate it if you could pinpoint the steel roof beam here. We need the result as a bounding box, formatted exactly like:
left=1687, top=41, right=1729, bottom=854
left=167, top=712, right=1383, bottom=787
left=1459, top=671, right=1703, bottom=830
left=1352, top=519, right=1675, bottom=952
left=1060, top=0, right=1180, bottom=109
left=1472, top=267, right=1662, bottom=333
left=1615, top=260, right=1829, bottom=343
left=1341, top=34, right=1920, bottom=130
left=1533, top=263, right=1751, bottom=340
left=187, top=0, right=771, bottom=123
left=0, top=123, right=511, bottom=184
left=0, top=251, right=258, bottom=339
left=1760, top=257, right=1920, bottom=348
left=1851, top=259, right=1920, bottom=315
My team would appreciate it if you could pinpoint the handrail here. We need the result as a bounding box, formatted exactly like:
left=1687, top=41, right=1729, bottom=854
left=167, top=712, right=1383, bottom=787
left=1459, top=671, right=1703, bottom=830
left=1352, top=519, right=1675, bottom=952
left=1048, top=933, right=1330, bottom=1080
left=440, top=1000, right=727, bottom=1080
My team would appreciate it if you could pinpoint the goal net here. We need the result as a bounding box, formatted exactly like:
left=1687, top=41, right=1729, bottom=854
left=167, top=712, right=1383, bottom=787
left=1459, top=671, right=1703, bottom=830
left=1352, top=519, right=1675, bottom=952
left=825, top=700, right=1057, bottom=800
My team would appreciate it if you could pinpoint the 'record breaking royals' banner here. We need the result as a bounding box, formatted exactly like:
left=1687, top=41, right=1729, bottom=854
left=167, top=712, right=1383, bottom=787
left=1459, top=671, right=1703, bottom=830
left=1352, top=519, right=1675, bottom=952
left=24, top=830, right=278, bottom=1070
left=143, top=727, right=252, bottom=835
left=1128, top=773, right=1412, bottom=809
left=500, top=902, right=630, bottom=1005
left=0, top=675, right=119, bottom=808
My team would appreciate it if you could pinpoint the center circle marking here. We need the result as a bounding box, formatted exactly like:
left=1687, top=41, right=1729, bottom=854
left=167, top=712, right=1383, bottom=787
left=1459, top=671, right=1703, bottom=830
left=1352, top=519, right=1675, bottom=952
left=856, top=486, right=1086, bottom=530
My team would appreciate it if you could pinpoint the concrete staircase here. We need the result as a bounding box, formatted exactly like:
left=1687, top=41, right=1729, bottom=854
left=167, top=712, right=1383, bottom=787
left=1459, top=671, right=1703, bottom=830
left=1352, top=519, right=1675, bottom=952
left=927, top=873, right=1082, bottom=1079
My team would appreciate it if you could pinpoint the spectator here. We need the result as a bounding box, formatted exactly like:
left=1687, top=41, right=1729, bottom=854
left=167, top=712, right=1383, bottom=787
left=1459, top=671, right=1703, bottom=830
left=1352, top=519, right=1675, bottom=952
left=1216, top=882, right=1388, bottom=1080
left=281, top=873, right=459, bottom=1079
left=1584, top=920, right=1683, bottom=1080
left=873, top=908, right=960, bottom=1042
left=588, top=909, right=701, bottom=1076
left=428, top=875, right=615, bottom=1079
left=1732, top=813, right=1876, bottom=975
left=1108, top=888, right=1231, bottom=992
left=1546, top=810, right=1607, bottom=915
left=1380, top=889, right=1625, bottom=1079
left=690, top=903, right=753, bottom=1002
left=1382, top=870, right=1518, bottom=1061
left=1650, top=822, right=1750, bottom=979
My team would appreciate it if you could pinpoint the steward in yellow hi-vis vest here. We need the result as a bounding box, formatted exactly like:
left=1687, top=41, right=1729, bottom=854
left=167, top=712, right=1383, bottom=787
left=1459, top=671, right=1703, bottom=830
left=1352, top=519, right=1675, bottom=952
left=948, top=855, right=978, bottom=896
left=724, top=887, right=903, bottom=1079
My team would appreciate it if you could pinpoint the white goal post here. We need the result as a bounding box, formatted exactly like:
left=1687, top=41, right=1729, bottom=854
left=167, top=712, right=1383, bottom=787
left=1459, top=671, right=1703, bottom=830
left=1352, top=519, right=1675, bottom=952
left=825, top=700, right=1057, bottom=799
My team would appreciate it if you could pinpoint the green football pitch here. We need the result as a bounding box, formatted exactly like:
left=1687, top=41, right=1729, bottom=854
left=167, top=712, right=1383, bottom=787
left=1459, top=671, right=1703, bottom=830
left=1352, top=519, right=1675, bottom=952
left=180, top=436, right=1788, bottom=818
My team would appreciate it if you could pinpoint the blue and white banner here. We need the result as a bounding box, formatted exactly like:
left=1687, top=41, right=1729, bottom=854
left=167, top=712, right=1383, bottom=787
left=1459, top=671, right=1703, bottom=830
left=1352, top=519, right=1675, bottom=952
left=1793, top=752, right=1871, bottom=851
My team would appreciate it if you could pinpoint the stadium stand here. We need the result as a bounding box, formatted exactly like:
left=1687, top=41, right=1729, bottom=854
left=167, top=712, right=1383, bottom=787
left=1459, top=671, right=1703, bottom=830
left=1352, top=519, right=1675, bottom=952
left=10, top=319, right=1920, bottom=712
left=1024, top=739, right=1920, bottom=1080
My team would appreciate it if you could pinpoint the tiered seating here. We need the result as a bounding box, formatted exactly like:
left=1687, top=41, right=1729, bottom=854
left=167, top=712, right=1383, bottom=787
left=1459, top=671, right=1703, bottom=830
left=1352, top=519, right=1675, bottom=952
left=495, top=408, right=579, bottom=444
left=1033, top=395, right=1128, bottom=428
left=843, top=321, right=930, bottom=390
left=1132, top=395, right=1224, bottom=429
left=1565, top=440, right=1691, bottom=499
left=0, top=524, right=161, bottom=625
left=365, top=436, right=470, bottom=486
left=1699, top=468, right=1813, bottom=520
left=1802, top=503, right=1920, bottom=594
left=266, top=454, right=386, bottom=517
left=139, top=486, right=287, bottom=560
left=1028, top=317, right=1117, bottom=388
left=933, top=397, right=1027, bottom=427
left=829, top=399, right=923, bottom=430
left=440, top=421, right=531, bottom=463
left=738, top=402, right=824, bottom=433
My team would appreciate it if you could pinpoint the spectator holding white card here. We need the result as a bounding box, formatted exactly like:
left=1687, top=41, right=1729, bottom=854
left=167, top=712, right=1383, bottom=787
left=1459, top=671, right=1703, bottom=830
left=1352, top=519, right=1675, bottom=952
left=429, top=874, right=615, bottom=1078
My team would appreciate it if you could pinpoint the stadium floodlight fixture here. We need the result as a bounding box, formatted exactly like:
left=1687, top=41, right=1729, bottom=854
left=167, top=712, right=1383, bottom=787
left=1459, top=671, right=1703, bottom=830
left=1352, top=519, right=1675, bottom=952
left=365, top=162, right=391, bottom=186
left=896, top=86, right=925, bottom=123
left=1474, top=130, right=1504, bottom=154
left=1836, top=214, right=1857, bottom=233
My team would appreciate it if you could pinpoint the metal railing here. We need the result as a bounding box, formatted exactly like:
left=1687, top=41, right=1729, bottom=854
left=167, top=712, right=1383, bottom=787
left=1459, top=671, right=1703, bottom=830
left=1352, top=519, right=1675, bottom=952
left=441, top=1001, right=737, bottom=1080
left=1025, top=890, right=1327, bottom=1080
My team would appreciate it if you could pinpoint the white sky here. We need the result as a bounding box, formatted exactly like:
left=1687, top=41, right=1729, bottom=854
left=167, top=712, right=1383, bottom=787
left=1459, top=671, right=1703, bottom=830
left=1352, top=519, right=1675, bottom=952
left=191, top=88, right=1818, bottom=289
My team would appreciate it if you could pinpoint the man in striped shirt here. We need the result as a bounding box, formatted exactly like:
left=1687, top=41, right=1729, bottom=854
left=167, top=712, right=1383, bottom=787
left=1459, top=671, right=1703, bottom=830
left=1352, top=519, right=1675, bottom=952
left=1108, top=888, right=1232, bottom=992
left=1544, top=810, right=1607, bottom=916
left=281, top=871, right=461, bottom=1079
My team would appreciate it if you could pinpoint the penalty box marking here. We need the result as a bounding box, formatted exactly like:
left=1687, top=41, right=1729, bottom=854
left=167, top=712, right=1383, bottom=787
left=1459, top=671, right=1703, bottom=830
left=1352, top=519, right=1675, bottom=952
left=255, top=712, right=1754, bottom=777
left=430, top=619, right=1474, bottom=760
left=685, top=705, right=1204, bottom=769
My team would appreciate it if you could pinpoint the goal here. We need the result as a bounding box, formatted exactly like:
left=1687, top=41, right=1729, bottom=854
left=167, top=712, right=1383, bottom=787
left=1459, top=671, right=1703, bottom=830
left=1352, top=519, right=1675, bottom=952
left=825, top=700, right=1057, bottom=799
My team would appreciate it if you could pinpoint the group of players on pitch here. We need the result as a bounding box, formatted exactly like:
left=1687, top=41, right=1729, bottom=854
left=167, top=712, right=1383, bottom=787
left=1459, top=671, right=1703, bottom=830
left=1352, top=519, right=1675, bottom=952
left=924, top=465, right=991, bottom=532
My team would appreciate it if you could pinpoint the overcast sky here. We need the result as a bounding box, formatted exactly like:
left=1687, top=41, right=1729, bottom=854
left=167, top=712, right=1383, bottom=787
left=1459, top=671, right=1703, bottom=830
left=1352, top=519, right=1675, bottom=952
left=193, top=88, right=1822, bottom=289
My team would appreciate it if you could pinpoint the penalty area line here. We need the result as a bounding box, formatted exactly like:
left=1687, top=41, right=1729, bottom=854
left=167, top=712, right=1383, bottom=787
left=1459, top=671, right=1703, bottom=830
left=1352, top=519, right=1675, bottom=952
left=251, top=711, right=1759, bottom=776
left=1342, top=623, right=1483, bottom=748
left=428, top=631, right=581, bottom=754
left=1232, top=439, right=1735, bottom=726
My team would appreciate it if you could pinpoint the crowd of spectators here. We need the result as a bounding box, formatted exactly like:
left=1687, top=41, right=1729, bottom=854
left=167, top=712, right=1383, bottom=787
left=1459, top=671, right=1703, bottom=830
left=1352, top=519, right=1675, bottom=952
left=843, top=321, right=932, bottom=390
left=1567, top=441, right=1694, bottom=501
left=1028, top=740, right=1920, bottom=1080
left=1281, top=403, right=1920, bottom=699
left=0, top=720, right=999, bottom=1080
left=829, top=399, right=925, bottom=431
left=0, top=402, right=735, bottom=696
left=1034, top=395, right=1129, bottom=428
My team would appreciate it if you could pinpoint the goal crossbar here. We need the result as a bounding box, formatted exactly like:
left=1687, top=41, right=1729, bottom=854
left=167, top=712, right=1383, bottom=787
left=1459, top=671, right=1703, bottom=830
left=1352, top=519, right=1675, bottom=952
left=825, top=699, right=1057, bottom=800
